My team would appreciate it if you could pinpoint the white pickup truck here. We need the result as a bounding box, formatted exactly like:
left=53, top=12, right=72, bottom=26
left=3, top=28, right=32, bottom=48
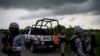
left=23, top=18, right=61, bottom=53
left=23, top=27, right=56, bottom=52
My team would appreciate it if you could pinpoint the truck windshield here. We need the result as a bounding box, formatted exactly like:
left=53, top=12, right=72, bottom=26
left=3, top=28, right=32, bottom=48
left=30, top=28, right=51, bottom=35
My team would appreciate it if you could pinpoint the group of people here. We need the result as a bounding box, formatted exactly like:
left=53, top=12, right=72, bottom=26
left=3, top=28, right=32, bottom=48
left=70, top=26, right=96, bottom=56
left=1, top=22, right=97, bottom=56
left=59, top=26, right=97, bottom=56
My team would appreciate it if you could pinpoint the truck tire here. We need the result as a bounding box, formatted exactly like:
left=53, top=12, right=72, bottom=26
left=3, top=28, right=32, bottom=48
left=30, top=43, right=36, bottom=53
left=25, top=42, right=30, bottom=48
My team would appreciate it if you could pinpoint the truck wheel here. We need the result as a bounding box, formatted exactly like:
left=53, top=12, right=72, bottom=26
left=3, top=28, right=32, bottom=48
left=30, top=43, right=36, bottom=53
left=25, top=42, right=30, bottom=48
left=51, top=45, right=57, bottom=51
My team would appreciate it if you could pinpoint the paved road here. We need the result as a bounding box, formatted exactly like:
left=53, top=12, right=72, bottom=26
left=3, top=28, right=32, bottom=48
left=0, top=32, right=67, bottom=56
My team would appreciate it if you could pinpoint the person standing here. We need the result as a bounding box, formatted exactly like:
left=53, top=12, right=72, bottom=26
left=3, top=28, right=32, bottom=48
left=60, top=30, right=67, bottom=56
left=90, top=32, right=97, bottom=56
left=70, top=26, right=85, bottom=56
left=82, top=32, right=91, bottom=56
left=1, top=22, right=25, bottom=56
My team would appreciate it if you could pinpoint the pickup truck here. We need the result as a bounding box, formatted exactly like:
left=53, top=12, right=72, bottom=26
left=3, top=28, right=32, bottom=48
left=23, top=18, right=61, bottom=53
left=23, top=27, right=55, bottom=52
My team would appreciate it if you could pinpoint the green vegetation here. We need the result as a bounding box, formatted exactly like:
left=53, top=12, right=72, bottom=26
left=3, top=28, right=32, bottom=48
left=95, top=31, right=100, bottom=56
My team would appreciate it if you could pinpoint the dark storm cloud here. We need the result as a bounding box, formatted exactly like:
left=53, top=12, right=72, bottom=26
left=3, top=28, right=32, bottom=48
left=91, top=0, right=100, bottom=15
left=0, top=0, right=100, bottom=19
left=53, top=0, right=100, bottom=15
left=0, top=0, right=87, bottom=9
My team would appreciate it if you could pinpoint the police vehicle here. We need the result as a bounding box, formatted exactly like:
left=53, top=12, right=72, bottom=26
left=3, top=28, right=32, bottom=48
left=23, top=18, right=61, bottom=53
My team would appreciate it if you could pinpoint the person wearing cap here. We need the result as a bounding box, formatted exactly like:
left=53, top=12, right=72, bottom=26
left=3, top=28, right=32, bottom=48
left=82, top=32, right=91, bottom=56
left=1, top=22, right=25, bottom=56
left=60, top=29, right=67, bottom=56
left=70, top=26, right=85, bottom=56
left=89, top=32, right=97, bottom=56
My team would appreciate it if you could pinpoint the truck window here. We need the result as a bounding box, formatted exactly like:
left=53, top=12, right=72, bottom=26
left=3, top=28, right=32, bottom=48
left=30, top=28, right=51, bottom=35
left=30, top=28, right=39, bottom=35
left=23, top=29, right=29, bottom=34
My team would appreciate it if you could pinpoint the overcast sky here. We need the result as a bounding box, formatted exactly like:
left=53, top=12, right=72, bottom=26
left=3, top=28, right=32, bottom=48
left=0, top=0, right=100, bottom=29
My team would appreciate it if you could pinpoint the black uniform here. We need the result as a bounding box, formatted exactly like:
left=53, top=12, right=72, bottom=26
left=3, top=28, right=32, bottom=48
left=1, top=31, right=19, bottom=56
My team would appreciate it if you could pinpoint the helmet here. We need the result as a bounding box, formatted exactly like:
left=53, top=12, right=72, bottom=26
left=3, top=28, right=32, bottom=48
left=74, top=26, right=83, bottom=34
left=9, top=22, right=19, bottom=29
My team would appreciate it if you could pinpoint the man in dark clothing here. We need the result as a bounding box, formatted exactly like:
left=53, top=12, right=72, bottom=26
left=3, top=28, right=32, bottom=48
left=1, top=22, right=20, bottom=56
left=90, top=32, right=96, bottom=56
left=60, top=30, right=67, bottom=56
left=82, top=32, right=91, bottom=56
left=70, top=26, right=85, bottom=56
